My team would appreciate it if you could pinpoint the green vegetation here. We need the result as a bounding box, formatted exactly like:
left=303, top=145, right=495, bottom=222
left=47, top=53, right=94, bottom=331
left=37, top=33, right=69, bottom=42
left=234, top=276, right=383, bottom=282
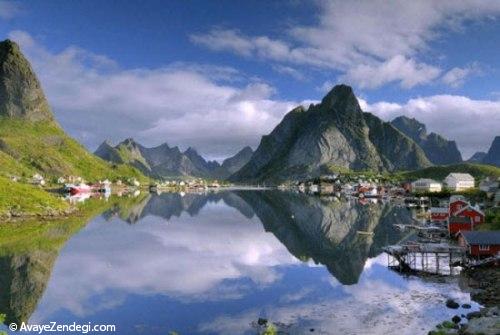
left=0, top=176, right=69, bottom=217
left=480, top=207, right=500, bottom=231
left=0, top=118, right=146, bottom=182
left=0, top=118, right=152, bottom=217
left=262, top=324, right=277, bottom=335
left=396, top=163, right=500, bottom=181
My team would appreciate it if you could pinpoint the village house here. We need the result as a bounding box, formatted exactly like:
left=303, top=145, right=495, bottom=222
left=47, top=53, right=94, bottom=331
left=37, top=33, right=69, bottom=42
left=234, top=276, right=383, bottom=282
left=448, top=216, right=473, bottom=236
left=448, top=195, right=469, bottom=216
left=454, top=205, right=485, bottom=225
left=411, top=178, right=442, bottom=193
left=458, top=231, right=500, bottom=258
left=444, top=173, right=475, bottom=191
left=430, top=207, right=449, bottom=222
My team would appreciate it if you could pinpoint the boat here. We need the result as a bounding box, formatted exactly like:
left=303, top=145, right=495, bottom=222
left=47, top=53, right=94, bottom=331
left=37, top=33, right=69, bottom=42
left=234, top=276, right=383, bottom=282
left=65, top=183, right=92, bottom=195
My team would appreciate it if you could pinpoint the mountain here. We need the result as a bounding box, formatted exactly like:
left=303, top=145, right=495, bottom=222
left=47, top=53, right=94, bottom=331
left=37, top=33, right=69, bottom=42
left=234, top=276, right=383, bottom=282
left=0, top=39, right=143, bottom=181
left=96, top=139, right=254, bottom=179
left=390, top=116, right=462, bottom=165
left=230, top=85, right=431, bottom=183
left=467, top=152, right=487, bottom=163
left=235, top=190, right=407, bottom=285
left=483, top=136, right=500, bottom=167
left=221, top=146, right=253, bottom=175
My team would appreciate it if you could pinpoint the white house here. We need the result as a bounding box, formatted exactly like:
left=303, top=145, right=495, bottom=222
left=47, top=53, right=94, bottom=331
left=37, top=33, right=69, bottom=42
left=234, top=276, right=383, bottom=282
left=444, top=173, right=475, bottom=191
left=411, top=178, right=442, bottom=193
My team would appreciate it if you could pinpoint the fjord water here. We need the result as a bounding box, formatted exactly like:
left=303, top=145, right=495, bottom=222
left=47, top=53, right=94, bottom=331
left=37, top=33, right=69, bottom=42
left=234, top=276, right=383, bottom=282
left=0, top=191, right=478, bottom=334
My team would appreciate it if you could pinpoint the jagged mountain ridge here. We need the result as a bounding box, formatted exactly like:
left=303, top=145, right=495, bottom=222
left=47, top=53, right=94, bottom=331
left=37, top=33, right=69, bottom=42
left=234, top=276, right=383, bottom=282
left=390, top=116, right=462, bottom=165
left=230, top=85, right=432, bottom=183
left=95, top=138, right=253, bottom=179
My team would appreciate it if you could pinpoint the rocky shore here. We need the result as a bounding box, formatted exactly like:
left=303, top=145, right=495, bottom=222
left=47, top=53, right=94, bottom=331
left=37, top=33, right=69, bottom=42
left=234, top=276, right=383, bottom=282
left=429, top=267, right=500, bottom=335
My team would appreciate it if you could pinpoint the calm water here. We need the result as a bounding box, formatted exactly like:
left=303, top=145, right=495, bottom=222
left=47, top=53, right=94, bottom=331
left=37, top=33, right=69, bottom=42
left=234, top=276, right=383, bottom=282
left=0, top=191, right=480, bottom=335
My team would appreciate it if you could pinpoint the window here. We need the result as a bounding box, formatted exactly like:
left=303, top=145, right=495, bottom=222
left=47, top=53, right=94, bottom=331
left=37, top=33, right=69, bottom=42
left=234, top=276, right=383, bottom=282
left=475, top=216, right=480, bottom=222
left=479, top=245, right=490, bottom=251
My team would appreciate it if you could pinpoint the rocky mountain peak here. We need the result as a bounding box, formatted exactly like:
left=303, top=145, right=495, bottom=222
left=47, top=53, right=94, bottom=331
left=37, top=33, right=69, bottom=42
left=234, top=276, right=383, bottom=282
left=320, top=84, right=360, bottom=113
left=0, top=39, right=54, bottom=122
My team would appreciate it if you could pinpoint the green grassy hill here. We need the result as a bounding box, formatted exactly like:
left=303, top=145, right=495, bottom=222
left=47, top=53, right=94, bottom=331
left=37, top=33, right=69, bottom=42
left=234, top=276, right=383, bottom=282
left=397, top=163, right=500, bottom=181
left=0, top=118, right=145, bottom=182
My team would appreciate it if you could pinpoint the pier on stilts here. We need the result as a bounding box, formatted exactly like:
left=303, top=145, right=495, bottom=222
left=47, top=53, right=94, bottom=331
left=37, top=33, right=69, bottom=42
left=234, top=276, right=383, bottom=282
left=383, top=243, right=466, bottom=275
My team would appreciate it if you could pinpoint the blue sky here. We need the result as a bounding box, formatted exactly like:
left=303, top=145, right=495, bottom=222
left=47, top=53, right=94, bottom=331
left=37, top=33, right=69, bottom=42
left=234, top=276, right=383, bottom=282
left=1, top=0, right=500, bottom=159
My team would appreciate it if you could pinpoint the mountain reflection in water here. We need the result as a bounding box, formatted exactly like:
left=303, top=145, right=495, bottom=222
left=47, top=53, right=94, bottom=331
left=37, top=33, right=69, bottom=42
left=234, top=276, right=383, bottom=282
left=0, top=191, right=477, bottom=335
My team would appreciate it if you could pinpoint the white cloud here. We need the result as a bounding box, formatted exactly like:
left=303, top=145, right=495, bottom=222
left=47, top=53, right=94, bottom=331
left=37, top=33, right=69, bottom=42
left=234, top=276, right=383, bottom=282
left=342, top=55, right=441, bottom=89
left=0, top=0, right=20, bottom=19
left=442, top=63, right=481, bottom=88
left=363, top=95, right=500, bottom=158
left=9, top=30, right=299, bottom=159
left=31, top=201, right=299, bottom=320
left=190, top=1, right=500, bottom=88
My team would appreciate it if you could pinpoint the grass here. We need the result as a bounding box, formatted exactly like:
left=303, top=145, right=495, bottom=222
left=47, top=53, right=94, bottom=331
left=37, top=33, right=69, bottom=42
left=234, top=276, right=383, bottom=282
left=0, top=118, right=151, bottom=216
left=0, top=118, right=146, bottom=182
left=0, top=176, right=69, bottom=217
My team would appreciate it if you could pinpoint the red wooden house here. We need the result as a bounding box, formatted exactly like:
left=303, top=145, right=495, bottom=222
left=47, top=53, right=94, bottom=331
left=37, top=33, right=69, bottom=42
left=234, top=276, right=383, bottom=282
left=430, top=207, right=448, bottom=222
left=454, top=205, right=485, bottom=225
left=448, top=216, right=473, bottom=236
left=458, top=231, right=500, bottom=258
left=448, top=195, right=469, bottom=216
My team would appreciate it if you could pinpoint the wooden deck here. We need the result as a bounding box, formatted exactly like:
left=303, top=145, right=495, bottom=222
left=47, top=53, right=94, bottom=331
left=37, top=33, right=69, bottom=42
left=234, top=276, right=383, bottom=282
left=383, top=243, right=466, bottom=275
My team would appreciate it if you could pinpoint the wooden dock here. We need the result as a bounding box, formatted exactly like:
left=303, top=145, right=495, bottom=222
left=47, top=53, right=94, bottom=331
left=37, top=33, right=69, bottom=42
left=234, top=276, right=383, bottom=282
left=383, top=242, right=466, bottom=275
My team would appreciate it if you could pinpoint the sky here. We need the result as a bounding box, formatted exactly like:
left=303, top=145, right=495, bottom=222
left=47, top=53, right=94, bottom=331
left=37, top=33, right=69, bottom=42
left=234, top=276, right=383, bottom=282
left=0, top=0, right=499, bottom=160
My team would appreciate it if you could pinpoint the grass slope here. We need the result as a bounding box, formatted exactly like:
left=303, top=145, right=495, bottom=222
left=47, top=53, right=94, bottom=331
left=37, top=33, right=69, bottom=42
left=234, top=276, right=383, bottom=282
left=0, top=118, right=150, bottom=216
left=0, top=176, right=68, bottom=217
left=0, top=118, right=145, bottom=181
left=397, top=163, right=500, bottom=181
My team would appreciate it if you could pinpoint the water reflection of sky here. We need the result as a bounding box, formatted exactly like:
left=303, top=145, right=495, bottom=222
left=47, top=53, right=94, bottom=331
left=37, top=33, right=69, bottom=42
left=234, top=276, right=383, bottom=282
left=7, top=193, right=479, bottom=334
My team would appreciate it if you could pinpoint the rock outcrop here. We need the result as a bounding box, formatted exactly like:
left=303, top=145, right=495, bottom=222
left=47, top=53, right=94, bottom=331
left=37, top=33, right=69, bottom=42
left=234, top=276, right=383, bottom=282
left=0, top=39, right=53, bottom=122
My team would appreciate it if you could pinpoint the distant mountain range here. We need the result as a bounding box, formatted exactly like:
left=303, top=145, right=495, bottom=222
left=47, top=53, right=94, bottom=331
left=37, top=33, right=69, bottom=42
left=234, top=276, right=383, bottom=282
left=468, top=136, right=500, bottom=167
left=95, top=138, right=253, bottom=179
left=95, top=84, right=499, bottom=183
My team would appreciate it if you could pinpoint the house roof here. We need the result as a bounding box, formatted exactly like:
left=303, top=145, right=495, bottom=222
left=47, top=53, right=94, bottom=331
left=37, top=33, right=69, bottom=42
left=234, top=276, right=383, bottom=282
left=446, top=173, right=474, bottom=181
left=413, top=178, right=439, bottom=183
left=449, top=216, right=471, bottom=224
left=460, top=231, right=500, bottom=245
left=454, top=205, right=485, bottom=216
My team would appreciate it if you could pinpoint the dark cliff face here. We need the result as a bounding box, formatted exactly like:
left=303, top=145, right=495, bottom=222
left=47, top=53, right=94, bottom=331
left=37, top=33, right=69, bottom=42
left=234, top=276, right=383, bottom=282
left=483, top=136, right=500, bottom=167
left=0, top=40, right=54, bottom=122
left=467, top=151, right=487, bottom=163
left=222, top=146, right=254, bottom=175
left=231, top=85, right=431, bottom=183
left=391, top=116, right=463, bottom=165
